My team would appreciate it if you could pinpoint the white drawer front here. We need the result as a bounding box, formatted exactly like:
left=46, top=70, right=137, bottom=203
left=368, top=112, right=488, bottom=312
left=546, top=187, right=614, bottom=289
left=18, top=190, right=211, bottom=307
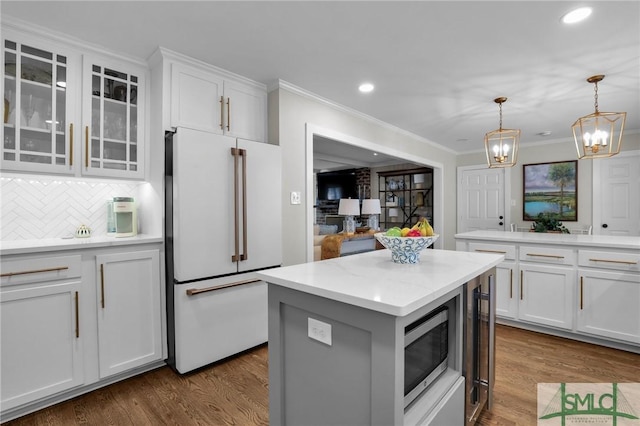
left=519, top=246, right=575, bottom=266
left=1, top=255, right=82, bottom=287
left=468, top=242, right=516, bottom=260
left=578, top=250, right=640, bottom=272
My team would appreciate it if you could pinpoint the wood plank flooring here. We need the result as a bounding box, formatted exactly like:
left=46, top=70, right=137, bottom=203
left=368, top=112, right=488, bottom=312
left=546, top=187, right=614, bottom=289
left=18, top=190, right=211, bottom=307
left=4, top=325, right=639, bottom=425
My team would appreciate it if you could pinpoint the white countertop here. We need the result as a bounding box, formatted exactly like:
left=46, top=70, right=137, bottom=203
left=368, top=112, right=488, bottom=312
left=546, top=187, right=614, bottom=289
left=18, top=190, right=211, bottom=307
left=0, top=234, right=163, bottom=256
left=257, top=249, right=503, bottom=317
left=454, top=230, right=640, bottom=250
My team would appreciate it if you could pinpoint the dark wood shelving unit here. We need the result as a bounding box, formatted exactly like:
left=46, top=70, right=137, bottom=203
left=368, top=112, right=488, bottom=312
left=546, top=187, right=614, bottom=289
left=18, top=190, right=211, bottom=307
left=378, top=167, right=433, bottom=229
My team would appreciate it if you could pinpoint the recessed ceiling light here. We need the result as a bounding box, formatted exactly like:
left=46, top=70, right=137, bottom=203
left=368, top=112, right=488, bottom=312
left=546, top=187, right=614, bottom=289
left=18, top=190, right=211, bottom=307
left=358, top=83, right=374, bottom=93
left=373, top=152, right=378, bottom=156
left=561, top=7, right=592, bottom=24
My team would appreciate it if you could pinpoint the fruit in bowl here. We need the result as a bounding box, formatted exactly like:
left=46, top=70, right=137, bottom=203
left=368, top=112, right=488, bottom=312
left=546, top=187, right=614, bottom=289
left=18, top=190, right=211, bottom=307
left=376, top=218, right=438, bottom=264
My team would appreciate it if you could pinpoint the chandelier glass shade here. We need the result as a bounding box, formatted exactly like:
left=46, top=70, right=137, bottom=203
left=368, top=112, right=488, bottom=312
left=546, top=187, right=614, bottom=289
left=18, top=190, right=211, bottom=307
left=572, top=75, right=626, bottom=159
left=484, top=97, right=520, bottom=168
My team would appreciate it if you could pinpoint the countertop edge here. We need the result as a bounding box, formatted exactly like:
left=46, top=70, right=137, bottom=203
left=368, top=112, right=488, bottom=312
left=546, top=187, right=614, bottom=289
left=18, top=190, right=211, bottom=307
left=0, top=235, right=164, bottom=256
left=455, top=231, right=640, bottom=250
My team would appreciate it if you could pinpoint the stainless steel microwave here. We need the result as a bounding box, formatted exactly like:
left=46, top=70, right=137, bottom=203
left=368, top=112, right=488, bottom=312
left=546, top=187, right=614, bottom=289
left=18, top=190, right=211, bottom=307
left=404, top=306, right=449, bottom=407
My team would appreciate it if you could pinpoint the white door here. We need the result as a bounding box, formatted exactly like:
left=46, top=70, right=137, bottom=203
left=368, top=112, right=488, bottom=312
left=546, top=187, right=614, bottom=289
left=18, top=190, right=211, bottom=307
left=458, top=166, right=507, bottom=232
left=96, top=250, right=162, bottom=378
left=237, top=138, right=282, bottom=272
left=172, top=128, right=237, bottom=280
left=593, top=151, right=640, bottom=236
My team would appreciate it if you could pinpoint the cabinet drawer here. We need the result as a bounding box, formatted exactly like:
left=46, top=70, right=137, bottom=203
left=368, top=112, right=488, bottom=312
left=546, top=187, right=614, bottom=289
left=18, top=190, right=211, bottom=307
left=468, top=242, right=516, bottom=260
left=578, top=250, right=640, bottom=272
left=1, top=255, right=82, bottom=287
left=519, top=246, right=575, bottom=266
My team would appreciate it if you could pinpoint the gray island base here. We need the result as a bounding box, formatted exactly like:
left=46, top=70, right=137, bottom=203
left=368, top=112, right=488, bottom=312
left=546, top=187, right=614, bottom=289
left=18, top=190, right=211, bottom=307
left=257, top=249, right=503, bottom=425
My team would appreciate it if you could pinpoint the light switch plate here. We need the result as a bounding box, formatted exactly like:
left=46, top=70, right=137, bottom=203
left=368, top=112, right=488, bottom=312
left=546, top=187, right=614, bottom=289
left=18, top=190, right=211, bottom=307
left=308, top=317, right=332, bottom=346
left=290, top=191, right=301, bottom=205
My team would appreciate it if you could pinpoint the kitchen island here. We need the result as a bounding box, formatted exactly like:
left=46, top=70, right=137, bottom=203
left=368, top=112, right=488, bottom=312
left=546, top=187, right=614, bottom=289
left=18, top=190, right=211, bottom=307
left=455, top=230, right=640, bottom=352
left=257, top=248, right=503, bottom=425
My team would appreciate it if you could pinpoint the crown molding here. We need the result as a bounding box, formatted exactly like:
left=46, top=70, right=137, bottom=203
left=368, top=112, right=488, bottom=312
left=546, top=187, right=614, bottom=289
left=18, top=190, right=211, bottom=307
left=274, top=80, right=458, bottom=156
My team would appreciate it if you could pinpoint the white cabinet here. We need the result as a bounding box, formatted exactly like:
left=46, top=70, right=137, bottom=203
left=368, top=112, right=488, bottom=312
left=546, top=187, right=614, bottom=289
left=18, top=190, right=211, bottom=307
left=95, top=249, right=162, bottom=378
left=2, top=26, right=147, bottom=179
left=577, top=269, right=640, bottom=344
left=0, top=255, right=84, bottom=411
left=519, top=263, right=574, bottom=330
left=81, top=56, right=145, bottom=178
left=170, top=62, right=266, bottom=142
left=576, top=248, right=640, bottom=344
left=2, top=34, right=78, bottom=174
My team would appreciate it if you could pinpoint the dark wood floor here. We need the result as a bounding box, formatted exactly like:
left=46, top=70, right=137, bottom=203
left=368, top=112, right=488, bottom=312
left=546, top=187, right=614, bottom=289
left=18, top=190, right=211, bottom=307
left=4, top=325, right=639, bottom=425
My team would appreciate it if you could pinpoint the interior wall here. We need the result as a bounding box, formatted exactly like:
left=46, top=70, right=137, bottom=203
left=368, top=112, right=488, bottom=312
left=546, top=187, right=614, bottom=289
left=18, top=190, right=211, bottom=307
left=456, top=133, right=640, bottom=231
left=273, top=86, right=458, bottom=267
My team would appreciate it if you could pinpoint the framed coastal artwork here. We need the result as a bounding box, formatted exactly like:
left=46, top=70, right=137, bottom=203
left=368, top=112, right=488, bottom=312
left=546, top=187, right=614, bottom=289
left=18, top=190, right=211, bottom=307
left=523, top=160, right=578, bottom=221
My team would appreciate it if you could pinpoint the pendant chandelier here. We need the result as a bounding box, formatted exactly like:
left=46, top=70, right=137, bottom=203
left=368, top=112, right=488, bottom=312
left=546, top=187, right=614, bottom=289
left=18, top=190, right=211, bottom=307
left=572, top=75, right=626, bottom=159
left=484, top=97, right=520, bottom=168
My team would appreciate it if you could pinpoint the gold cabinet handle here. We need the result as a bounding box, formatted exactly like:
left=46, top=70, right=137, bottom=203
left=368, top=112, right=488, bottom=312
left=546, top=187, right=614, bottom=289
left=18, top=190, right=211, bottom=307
left=186, top=279, right=261, bottom=296
left=75, top=291, right=80, bottom=338
left=219, top=96, right=224, bottom=130
left=526, top=253, right=565, bottom=259
left=474, top=249, right=507, bottom=254
left=226, top=97, right=231, bottom=131
left=580, top=276, right=584, bottom=310
left=588, top=258, right=638, bottom=265
left=69, top=123, right=74, bottom=166
left=509, top=269, right=513, bottom=299
left=85, top=126, right=89, bottom=168
left=100, top=263, right=105, bottom=309
left=0, top=266, right=69, bottom=277
left=520, top=270, right=523, bottom=300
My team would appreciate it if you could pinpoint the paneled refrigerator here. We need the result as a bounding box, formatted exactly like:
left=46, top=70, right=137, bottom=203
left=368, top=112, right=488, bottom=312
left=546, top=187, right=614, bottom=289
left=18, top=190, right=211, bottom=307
left=165, top=127, right=282, bottom=374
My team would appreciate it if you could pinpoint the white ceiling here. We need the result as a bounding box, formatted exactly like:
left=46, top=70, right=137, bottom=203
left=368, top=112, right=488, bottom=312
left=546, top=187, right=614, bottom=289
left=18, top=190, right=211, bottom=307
left=3, top=1, right=639, bottom=159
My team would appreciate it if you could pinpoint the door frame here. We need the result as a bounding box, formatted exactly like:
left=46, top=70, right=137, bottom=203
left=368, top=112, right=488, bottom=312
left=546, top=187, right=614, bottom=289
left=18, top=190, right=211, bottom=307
left=456, top=164, right=511, bottom=233
left=592, top=150, right=640, bottom=236
left=305, top=123, right=445, bottom=263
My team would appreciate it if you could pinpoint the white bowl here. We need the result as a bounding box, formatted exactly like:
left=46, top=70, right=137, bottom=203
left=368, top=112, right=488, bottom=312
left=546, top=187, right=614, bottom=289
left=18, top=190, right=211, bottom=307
left=374, top=232, right=439, bottom=264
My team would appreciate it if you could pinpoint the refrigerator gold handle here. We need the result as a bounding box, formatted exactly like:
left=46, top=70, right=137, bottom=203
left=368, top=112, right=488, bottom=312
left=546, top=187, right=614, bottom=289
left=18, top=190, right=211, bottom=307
left=69, top=123, right=74, bottom=166
left=240, top=148, right=247, bottom=261
left=219, top=96, right=224, bottom=130
left=231, top=147, right=240, bottom=262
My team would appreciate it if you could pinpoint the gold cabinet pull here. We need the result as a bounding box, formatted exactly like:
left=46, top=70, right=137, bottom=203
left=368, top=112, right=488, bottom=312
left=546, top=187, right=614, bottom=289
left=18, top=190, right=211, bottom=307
left=226, top=97, right=231, bottom=131
left=474, top=249, right=507, bottom=254
left=520, top=270, right=523, bottom=300
left=219, top=96, right=224, bottom=130
left=85, top=126, right=89, bottom=168
left=588, top=258, right=638, bottom=265
left=75, top=291, right=80, bottom=338
left=509, top=269, right=513, bottom=299
left=525, top=253, right=564, bottom=259
left=69, top=123, right=74, bottom=166
left=100, top=264, right=105, bottom=309
left=186, top=279, right=261, bottom=296
left=580, top=276, right=584, bottom=310
left=0, top=266, right=69, bottom=277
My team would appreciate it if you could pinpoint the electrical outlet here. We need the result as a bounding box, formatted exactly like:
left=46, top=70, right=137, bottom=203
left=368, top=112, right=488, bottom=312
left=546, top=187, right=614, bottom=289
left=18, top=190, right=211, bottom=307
left=290, top=191, right=301, bottom=205
left=308, top=317, right=332, bottom=346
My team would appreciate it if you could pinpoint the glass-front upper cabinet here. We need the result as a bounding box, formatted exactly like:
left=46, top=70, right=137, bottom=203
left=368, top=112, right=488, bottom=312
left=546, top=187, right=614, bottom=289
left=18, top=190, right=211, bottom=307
left=2, top=38, right=76, bottom=174
left=82, top=58, right=144, bottom=179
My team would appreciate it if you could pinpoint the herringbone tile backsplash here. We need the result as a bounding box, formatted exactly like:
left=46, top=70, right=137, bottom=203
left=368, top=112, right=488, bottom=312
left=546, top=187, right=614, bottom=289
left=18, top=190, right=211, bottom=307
left=1, top=175, right=145, bottom=240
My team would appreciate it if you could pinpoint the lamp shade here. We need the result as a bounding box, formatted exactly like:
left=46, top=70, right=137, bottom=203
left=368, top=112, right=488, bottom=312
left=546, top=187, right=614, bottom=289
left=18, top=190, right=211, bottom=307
left=388, top=208, right=399, bottom=218
left=361, top=199, right=381, bottom=215
left=338, top=198, right=360, bottom=216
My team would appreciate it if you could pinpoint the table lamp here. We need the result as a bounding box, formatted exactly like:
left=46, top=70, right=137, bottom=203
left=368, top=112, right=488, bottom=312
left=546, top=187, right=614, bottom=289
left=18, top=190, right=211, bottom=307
left=338, top=198, right=360, bottom=235
left=361, top=199, right=381, bottom=231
